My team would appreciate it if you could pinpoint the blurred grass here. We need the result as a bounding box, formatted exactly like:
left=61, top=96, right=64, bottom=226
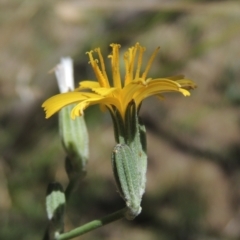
left=1, top=1, right=240, bottom=240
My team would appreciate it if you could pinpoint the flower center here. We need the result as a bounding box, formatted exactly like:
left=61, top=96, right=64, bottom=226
left=86, top=43, right=160, bottom=90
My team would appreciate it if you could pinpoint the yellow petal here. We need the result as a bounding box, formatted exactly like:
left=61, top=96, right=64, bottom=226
left=133, top=79, right=184, bottom=105
left=175, top=79, right=197, bottom=90
left=91, top=87, right=117, bottom=96
left=179, top=88, right=190, bottom=96
left=71, top=101, right=90, bottom=118
left=42, top=92, right=88, bottom=118
left=79, top=81, right=101, bottom=89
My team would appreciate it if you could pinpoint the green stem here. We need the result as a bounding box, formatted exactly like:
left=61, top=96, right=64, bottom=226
left=65, top=174, right=85, bottom=203
left=57, top=208, right=127, bottom=240
left=64, top=179, right=75, bottom=203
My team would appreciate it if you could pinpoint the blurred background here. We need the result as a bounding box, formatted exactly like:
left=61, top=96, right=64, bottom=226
left=1, top=0, right=240, bottom=239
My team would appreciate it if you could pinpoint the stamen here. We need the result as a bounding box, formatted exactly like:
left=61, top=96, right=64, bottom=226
left=86, top=51, right=95, bottom=67
left=127, top=44, right=138, bottom=85
left=141, top=46, right=160, bottom=80
left=124, top=47, right=133, bottom=86
left=110, top=44, right=122, bottom=89
left=86, top=49, right=108, bottom=88
left=134, top=45, right=145, bottom=80
left=95, top=48, right=110, bottom=87
left=123, top=52, right=130, bottom=86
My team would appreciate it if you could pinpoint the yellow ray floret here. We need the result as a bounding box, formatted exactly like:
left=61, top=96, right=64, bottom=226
left=42, top=43, right=197, bottom=120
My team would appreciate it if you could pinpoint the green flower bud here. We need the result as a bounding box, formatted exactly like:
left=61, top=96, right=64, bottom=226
left=54, top=57, right=89, bottom=181
left=112, top=144, right=142, bottom=220
left=59, top=104, right=89, bottom=180
left=45, top=182, right=65, bottom=238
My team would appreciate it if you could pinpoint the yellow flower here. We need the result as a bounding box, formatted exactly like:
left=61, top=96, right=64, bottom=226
left=42, top=43, right=196, bottom=120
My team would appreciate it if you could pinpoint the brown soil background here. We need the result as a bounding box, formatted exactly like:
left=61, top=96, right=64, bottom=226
left=1, top=1, right=240, bottom=239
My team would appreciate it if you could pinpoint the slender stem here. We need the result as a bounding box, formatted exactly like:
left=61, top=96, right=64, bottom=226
left=65, top=175, right=85, bottom=203
left=64, top=180, right=75, bottom=203
left=57, top=208, right=127, bottom=240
